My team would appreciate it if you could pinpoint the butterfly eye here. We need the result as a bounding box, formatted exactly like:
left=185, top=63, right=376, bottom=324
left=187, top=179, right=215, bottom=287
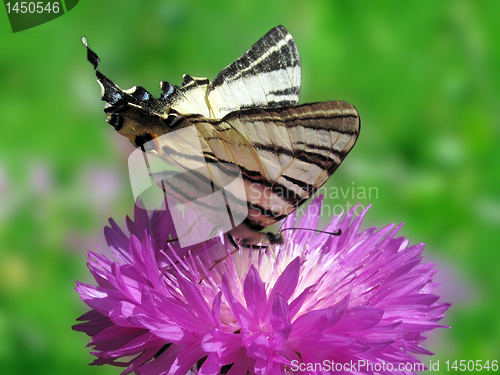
left=266, top=232, right=284, bottom=245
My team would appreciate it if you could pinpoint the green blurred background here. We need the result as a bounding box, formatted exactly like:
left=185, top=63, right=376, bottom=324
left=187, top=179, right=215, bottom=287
left=1, top=0, right=499, bottom=373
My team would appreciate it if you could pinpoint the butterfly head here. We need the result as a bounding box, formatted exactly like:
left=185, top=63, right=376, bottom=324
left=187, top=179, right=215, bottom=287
left=266, top=232, right=285, bottom=245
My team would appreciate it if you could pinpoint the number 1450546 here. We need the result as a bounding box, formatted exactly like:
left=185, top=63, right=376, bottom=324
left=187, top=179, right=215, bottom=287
left=5, top=2, right=60, bottom=14
left=445, top=360, right=498, bottom=372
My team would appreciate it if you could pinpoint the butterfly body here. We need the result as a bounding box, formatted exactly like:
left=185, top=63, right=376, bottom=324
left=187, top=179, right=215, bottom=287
left=83, top=26, right=360, bottom=246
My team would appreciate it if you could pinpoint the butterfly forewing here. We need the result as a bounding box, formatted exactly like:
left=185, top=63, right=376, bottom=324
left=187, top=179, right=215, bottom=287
left=145, top=102, right=358, bottom=234
left=218, top=101, right=359, bottom=231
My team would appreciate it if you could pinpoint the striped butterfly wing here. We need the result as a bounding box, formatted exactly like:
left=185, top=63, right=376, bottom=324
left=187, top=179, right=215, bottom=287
left=137, top=101, right=359, bottom=245
left=94, top=25, right=301, bottom=124
left=206, top=25, right=300, bottom=117
left=201, top=101, right=359, bottom=245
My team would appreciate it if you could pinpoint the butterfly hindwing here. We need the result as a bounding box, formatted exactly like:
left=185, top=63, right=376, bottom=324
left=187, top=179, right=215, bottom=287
left=206, top=25, right=301, bottom=117
left=86, top=26, right=301, bottom=123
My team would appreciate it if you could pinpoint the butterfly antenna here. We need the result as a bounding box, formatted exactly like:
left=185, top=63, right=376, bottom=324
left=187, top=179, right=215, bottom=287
left=280, top=227, right=342, bottom=236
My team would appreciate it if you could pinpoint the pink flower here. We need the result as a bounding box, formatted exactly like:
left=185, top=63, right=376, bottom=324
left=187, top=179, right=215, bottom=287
left=74, top=197, right=449, bottom=374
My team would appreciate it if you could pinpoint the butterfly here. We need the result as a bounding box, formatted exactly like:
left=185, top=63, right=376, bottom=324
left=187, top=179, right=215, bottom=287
left=83, top=26, right=360, bottom=247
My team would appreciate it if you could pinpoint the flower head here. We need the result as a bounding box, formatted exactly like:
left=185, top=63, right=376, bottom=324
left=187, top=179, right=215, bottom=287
left=74, top=197, right=449, bottom=374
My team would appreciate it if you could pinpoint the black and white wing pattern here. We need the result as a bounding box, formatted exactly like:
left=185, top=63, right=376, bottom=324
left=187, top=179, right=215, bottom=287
left=83, top=26, right=299, bottom=122
left=83, top=26, right=360, bottom=246
left=207, top=25, right=300, bottom=116
left=148, top=102, right=359, bottom=245
left=164, top=25, right=300, bottom=118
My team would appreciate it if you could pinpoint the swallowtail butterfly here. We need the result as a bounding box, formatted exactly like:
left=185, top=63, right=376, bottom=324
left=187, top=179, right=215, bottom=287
left=83, top=26, right=360, bottom=246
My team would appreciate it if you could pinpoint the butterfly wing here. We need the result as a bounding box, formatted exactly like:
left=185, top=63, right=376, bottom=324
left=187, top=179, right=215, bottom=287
left=217, top=101, right=360, bottom=237
left=167, top=26, right=300, bottom=118
left=130, top=101, right=359, bottom=246
left=206, top=25, right=301, bottom=117
left=83, top=26, right=300, bottom=125
left=133, top=113, right=264, bottom=247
